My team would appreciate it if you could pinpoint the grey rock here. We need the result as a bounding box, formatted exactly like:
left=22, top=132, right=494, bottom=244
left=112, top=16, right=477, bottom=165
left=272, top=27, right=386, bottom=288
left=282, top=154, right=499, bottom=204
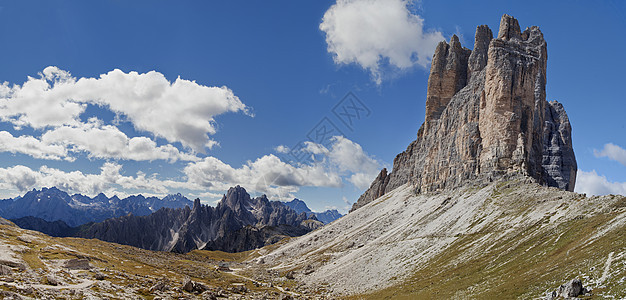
left=77, top=186, right=319, bottom=253
left=63, top=258, right=91, bottom=270
left=94, top=272, right=105, bottom=280
left=467, top=25, right=493, bottom=81
left=351, top=168, right=390, bottom=212
left=544, top=290, right=557, bottom=300
left=0, top=291, right=23, bottom=300
left=203, top=224, right=311, bottom=253
left=0, top=264, right=12, bottom=275
left=230, top=283, right=247, bottom=294
left=149, top=279, right=170, bottom=292
left=45, top=274, right=59, bottom=286
left=557, top=278, right=584, bottom=297
left=193, top=281, right=209, bottom=293
left=201, top=290, right=218, bottom=300
left=0, top=260, right=26, bottom=271
left=352, top=14, right=577, bottom=212
left=182, top=277, right=194, bottom=293
left=497, top=14, right=522, bottom=40
left=285, top=270, right=295, bottom=279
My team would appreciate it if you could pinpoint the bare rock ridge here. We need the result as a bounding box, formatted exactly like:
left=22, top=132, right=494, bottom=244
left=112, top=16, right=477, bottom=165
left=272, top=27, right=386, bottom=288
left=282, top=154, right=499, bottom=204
left=75, top=185, right=321, bottom=253
left=352, top=14, right=577, bottom=212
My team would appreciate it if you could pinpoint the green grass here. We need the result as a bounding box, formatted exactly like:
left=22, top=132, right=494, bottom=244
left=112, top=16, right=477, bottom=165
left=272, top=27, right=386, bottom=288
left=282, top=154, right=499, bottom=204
left=350, top=201, right=626, bottom=299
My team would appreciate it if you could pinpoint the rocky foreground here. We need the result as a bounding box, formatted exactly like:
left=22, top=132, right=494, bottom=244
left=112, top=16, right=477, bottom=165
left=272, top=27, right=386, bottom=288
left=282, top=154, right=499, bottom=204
left=0, top=217, right=334, bottom=299
left=1, top=178, right=624, bottom=299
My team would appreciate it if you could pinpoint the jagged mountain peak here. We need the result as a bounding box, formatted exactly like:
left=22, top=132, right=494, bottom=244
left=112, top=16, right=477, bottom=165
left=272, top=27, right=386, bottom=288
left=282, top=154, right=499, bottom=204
left=192, top=198, right=201, bottom=210
left=353, top=14, right=576, bottom=212
left=219, top=185, right=253, bottom=213
left=284, top=198, right=312, bottom=214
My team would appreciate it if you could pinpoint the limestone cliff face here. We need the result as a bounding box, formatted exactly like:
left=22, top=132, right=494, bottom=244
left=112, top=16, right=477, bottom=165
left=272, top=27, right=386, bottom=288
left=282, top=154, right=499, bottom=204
left=352, top=15, right=576, bottom=212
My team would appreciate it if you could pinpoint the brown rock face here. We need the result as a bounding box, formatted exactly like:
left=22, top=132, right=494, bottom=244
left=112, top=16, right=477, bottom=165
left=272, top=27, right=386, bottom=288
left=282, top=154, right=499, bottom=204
left=352, top=15, right=576, bottom=212
left=425, top=35, right=471, bottom=123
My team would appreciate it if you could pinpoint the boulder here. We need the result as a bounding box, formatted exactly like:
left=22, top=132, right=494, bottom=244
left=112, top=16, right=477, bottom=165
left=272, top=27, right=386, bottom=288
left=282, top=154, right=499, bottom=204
left=557, top=278, right=584, bottom=297
left=0, top=264, right=12, bottom=276
left=182, top=277, right=194, bottom=293
left=63, top=258, right=91, bottom=270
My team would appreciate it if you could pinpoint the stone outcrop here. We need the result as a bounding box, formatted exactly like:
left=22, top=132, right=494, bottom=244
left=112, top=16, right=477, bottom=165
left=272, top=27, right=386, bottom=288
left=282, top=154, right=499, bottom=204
left=545, top=278, right=590, bottom=299
left=352, top=15, right=576, bottom=212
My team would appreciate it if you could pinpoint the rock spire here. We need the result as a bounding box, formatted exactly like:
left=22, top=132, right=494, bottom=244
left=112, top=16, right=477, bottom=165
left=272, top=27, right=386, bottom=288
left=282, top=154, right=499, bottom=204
left=351, top=15, right=576, bottom=212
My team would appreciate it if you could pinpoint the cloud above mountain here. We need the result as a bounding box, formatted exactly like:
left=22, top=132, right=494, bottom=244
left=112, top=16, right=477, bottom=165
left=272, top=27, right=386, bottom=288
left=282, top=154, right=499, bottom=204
left=0, top=66, right=250, bottom=153
left=575, top=170, right=626, bottom=196
left=0, top=136, right=381, bottom=201
left=320, top=0, right=444, bottom=83
left=0, top=67, right=383, bottom=202
left=594, top=143, right=626, bottom=167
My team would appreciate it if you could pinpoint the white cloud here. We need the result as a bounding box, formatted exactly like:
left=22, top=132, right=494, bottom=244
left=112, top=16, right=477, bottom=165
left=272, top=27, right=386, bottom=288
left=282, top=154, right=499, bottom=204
left=182, top=136, right=383, bottom=199
left=0, top=136, right=382, bottom=202
left=320, top=0, right=444, bottom=83
left=575, top=170, right=626, bottom=196
left=0, top=66, right=251, bottom=152
left=0, top=165, right=41, bottom=192
left=184, top=154, right=343, bottom=200
left=594, top=143, right=626, bottom=167
left=41, top=118, right=198, bottom=162
left=0, top=162, right=191, bottom=198
left=0, top=131, right=69, bottom=161
left=326, top=136, right=381, bottom=189
left=298, top=136, right=382, bottom=190
left=274, top=145, right=290, bottom=153
left=303, top=141, right=329, bottom=155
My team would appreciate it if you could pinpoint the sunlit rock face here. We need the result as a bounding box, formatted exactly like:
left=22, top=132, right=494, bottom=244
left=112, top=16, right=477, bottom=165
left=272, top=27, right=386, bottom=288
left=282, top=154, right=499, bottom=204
left=352, top=15, right=576, bottom=212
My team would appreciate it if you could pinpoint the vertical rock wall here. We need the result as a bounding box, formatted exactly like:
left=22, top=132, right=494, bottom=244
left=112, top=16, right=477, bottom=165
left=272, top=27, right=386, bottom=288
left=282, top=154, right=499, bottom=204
left=352, top=15, right=577, bottom=212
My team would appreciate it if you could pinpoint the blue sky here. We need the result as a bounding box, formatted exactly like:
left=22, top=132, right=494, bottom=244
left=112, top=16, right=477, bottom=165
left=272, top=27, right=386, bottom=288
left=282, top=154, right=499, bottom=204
left=0, top=0, right=624, bottom=212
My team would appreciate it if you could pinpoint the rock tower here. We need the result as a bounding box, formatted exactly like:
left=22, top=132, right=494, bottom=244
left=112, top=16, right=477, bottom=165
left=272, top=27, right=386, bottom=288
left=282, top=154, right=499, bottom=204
left=352, top=15, right=577, bottom=212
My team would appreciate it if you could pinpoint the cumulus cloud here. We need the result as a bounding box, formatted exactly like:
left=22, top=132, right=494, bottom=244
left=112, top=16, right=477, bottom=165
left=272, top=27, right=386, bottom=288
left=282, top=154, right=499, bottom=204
left=182, top=136, right=382, bottom=199
left=302, top=136, right=382, bottom=189
left=594, top=143, right=626, bottom=167
left=0, top=131, right=69, bottom=161
left=274, top=145, right=289, bottom=153
left=41, top=118, right=198, bottom=162
left=0, top=162, right=190, bottom=197
left=320, top=0, right=444, bottom=83
left=184, top=154, right=343, bottom=199
left=575, top=170, right=626, bottom=196
left=0, top=66, right=250, bottom=152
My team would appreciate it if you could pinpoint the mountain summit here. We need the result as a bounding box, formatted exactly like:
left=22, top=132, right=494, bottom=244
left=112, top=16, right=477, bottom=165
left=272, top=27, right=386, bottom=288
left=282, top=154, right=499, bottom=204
left=253, top=16, right=625, bottom=298
left=353, top=14, right=576, bottom=211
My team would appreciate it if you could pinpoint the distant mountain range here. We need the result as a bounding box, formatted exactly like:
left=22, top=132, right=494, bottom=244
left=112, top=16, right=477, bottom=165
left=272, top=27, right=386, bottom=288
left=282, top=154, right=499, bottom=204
left=283, top=199, right=343, bottom=224
left=0, top=187, right=192, bottom=227
left=5, top=186, right=336, bottom=253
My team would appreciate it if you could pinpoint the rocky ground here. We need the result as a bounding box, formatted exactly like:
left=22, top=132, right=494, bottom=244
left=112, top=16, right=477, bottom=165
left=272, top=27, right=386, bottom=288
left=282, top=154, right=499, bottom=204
left=247, top=178, right=626, bottom=299
left=0, top=219, right=331, bottom=299
left=2, top=178, right=625, bottom=299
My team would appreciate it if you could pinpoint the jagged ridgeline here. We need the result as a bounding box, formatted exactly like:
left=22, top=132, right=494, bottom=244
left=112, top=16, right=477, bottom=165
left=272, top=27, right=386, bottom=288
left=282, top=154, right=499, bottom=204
left=73, top=186, right=323, bottom=253
left=353, top=14, right=577, bottom=211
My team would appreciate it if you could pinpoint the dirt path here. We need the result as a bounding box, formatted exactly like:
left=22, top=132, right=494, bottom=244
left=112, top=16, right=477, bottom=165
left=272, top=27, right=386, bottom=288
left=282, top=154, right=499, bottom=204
left=600, top=251, right=614, bottom=284
left=3, top=279, right=95, bottom=290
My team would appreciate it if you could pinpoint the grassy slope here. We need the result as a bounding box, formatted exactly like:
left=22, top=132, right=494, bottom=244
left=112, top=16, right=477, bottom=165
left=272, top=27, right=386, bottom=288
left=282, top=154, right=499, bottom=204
left=0, top=223, right=266, bottom=298
left=353, top=187, right=626, bottom=299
